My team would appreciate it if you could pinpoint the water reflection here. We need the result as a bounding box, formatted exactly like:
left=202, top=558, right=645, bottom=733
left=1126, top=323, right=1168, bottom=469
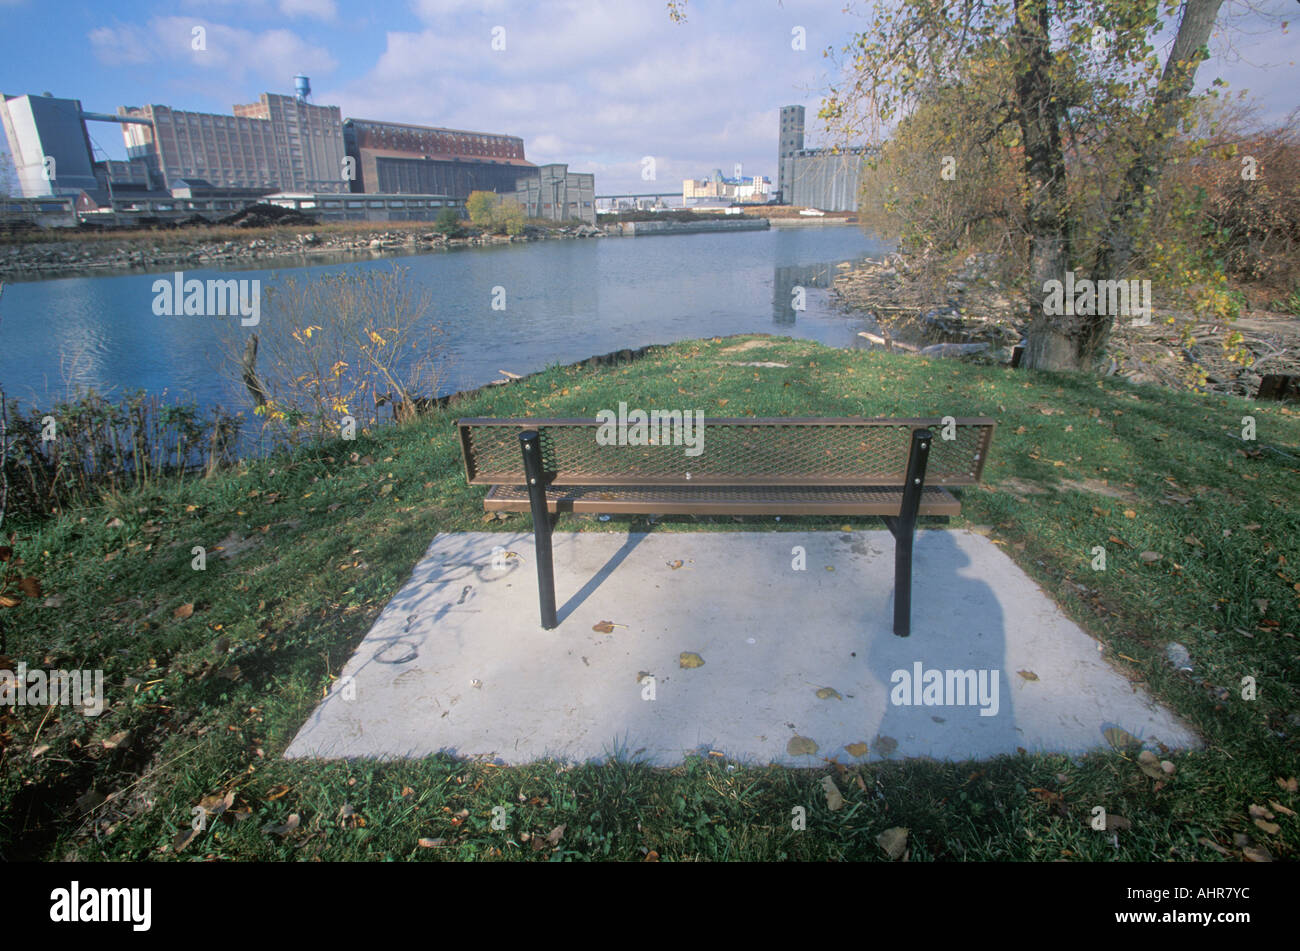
left=772, top=262, right=835, bottom=324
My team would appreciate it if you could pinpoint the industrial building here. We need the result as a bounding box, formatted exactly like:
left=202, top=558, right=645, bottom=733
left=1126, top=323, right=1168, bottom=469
left=343, top=117, right=533, bottom=200
left=0, top=92, right=135, bottom=197
left=2, top=78, right=595, bottom=228
left=119, top=80, right=346, bottom=194
left=775, top=104, right=874, bottom=212
left=782, top=147, right=872, bottom=212
left=263, top=191, right=464, bottom=223
left=776, top=104, right=805, bottom=204
left=682, top=169, right=772, bottom=204
left=513, top=163, right=595, bottom=224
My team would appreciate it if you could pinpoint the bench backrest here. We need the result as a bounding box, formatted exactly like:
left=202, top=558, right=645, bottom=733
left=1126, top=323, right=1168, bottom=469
left=458, top=417, right=995, bottom=488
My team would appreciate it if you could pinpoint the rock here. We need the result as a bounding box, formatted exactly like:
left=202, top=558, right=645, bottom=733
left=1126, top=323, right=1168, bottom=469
left=919, top=342, right=990, bottom=359
left=1164, top=642, right=1193, bottom=671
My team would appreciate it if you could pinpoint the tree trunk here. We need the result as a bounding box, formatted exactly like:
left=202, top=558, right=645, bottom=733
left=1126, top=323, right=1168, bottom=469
left=1012, top=0, right=1089, bottom=371
left=1085, top=0, right=1225, bottom=358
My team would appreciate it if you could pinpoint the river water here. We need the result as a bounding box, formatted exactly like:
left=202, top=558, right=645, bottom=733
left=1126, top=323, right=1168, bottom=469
left=0, top=225, right=889, bottom=414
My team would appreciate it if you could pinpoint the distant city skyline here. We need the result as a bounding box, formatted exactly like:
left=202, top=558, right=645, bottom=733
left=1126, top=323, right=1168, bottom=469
left=1, top=0, right=1295, bottom=195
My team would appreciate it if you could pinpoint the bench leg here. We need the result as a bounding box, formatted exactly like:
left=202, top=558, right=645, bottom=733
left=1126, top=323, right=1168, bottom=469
left=887, top=428, right=932, bottom=637
left=520, top=430, right=558, bottom=630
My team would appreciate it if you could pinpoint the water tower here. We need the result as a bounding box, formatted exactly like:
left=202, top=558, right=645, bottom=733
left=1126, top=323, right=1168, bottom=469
left=294, top=75, right=311, bottom=102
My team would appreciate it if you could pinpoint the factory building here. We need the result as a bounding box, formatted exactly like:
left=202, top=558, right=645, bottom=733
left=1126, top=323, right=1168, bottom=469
left=682, top=169, right=772, bottom=204
left=511, top=163, right=595, bottom=225
left=4, top=78, right=597, bottom=227
left=118, top=85, right=346, bottom=194
left=1, top=93, right=108, bottom=197
left=776, top=104, right=805, bottom=204
left=782, top=147, right=872, bottom=212
left=775, top=104, right=874, bottom=212
left=343, top=118, right=533, bottom=200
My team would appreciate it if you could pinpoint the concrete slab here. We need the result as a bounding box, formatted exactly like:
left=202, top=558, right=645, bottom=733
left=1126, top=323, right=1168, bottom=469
left=285, top=530, right=1200, bottom=765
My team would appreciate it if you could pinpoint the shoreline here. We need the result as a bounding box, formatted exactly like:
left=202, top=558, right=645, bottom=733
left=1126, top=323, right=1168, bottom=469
left=0, top=223, right=603, bottom=282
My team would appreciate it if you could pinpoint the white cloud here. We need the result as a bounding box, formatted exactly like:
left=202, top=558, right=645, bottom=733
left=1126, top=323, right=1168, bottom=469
left=88, top=17, right=337, bottom=85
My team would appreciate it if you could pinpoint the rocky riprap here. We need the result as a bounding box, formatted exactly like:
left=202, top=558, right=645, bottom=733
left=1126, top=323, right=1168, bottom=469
left=834, top=249, right=1300, bottom=397
left=0, top=223, right=604, bottom=278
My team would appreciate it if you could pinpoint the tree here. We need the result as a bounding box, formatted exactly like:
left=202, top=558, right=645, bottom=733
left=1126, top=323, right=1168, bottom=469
left=819, top=0, right=1233, bottom=371
left=466, top=190, right=498, bottom=227
left=434, top=206, right=463, bottom=235
left=495, top=197, right=526, bottom=236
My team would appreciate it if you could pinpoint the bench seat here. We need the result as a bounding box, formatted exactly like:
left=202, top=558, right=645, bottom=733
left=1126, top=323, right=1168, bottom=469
left=458, top=415, right=995, bottom=636
left=483, top=483, right=963, bottom=517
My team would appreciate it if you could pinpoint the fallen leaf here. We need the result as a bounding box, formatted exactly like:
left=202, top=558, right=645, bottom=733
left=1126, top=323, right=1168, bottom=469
left=1103, top=726, right=1142, bottom=751
left=1123, top=509, right=1136, bottom=519
left=666, top=559, right=683, bottom=570
left=545, top=823, right=566, bottom=846
left=844, top=742, right=869, bottom=757
left=815, top=686, right=842, bottom=700
left=644, top=850, right=660, bottom=862
left=877, top=826, right=909, bottom=860
left=266, top=784, right=291, bottom=802
left=1139, top=551, right=1162, bottom=564
left=1184, top=535, right=1204, bottom=547
left=1137, top=751, right=1164, bottom=780
left=1017, top=670, right=1039, bottom=681
left=1242, top=844, right=1272, bottom=862
left=679, top=652, right=705, bottom=669
left=1268, top=800, right=1295, bottom=817
left=199, top=790, right=235, bottom=817
left=1105, top=814, right=1132, bottom=831
left=418, top=837, right=444, bottom=848
left=172, top=827, right=200, bottom=852
left=1199, top=837, right=1231, bottom=856
left=821, top=775, right=844, bottom=811
left=18, top=577, right=41, bottom=598
left=102, top=731, right=132, bottom=751
left=874, top=735, right=898, bottom=756
left=787, top=736, right=818, bottom=756
left=1254, top=818, right=1281, bottom=835
left=173, top=602, right=194, bottom=620
left=262, top=814, right=300, bottom=836
left=592, top=620, right=616, bottom=634
left=1279, top=777, right=1298, bottom=793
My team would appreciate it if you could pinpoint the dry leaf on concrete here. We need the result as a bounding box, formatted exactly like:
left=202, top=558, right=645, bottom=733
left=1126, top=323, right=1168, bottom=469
left=787, top=736, right=818, bottom=756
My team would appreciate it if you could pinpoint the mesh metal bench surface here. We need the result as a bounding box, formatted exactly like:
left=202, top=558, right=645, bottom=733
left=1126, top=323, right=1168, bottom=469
left=457, top=417, right=995, bottom=636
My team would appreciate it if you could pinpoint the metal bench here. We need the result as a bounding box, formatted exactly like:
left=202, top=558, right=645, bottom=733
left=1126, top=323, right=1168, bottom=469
left=457, top=416, right=995, bottom=637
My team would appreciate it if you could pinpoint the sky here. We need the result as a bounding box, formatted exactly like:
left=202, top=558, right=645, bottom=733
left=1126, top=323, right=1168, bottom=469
left=0, top=0, right=1295, bottom=195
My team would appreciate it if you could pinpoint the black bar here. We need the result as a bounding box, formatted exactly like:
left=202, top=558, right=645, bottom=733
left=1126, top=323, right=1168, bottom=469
left=893, top=428, right=932, bottom=637
left=519, top=430, right=558, bottom=629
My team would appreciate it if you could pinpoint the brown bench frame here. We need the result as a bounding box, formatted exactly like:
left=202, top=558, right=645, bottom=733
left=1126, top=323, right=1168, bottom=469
left=457, top=417, right=995, bottom=637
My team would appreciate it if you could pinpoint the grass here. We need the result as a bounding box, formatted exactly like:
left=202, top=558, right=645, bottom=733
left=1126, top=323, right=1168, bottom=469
left=1, top=333, right=1297, bottom=861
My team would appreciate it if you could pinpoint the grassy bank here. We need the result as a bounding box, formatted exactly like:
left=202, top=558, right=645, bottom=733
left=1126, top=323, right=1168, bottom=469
left=1, top=334, right=1297, bottom=861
